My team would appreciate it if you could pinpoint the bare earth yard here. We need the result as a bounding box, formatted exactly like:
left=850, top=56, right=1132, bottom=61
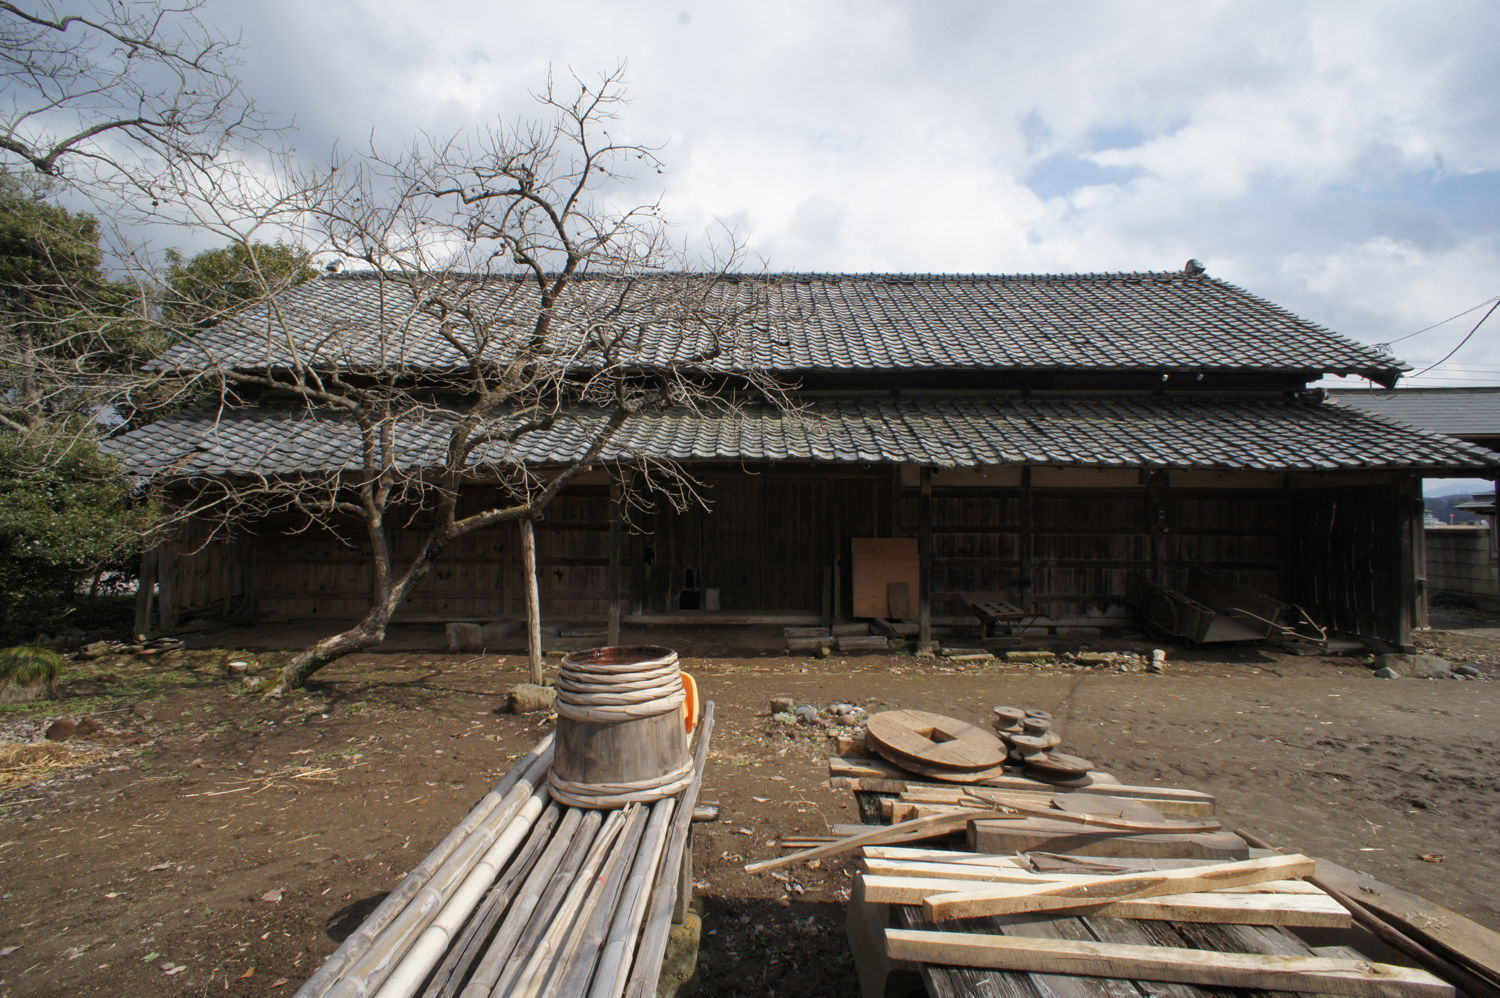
left=1, top=619, right=1497, bottom=997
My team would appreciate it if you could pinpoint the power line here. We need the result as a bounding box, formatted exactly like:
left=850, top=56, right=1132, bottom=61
left=1378, top=292, right=1500, bottom=348
left=1407, top=298, right=1500, bottom=379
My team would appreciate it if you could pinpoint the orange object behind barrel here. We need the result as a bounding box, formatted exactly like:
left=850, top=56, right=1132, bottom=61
left=681, top=672, right=700, bottom=733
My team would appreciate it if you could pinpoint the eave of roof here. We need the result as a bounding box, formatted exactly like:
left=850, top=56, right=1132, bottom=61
left=105, top=393, right=1497, bottom=480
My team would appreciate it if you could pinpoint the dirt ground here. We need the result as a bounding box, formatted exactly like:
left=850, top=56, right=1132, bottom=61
left=0, top=616, right=1497, bottom=997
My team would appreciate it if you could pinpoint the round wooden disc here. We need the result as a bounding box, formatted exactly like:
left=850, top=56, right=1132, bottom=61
left=865, top=709, right=1007, bottom=772
left=880, top=754, right=1010, bottom=784
left=992, top=706, right=1027, bottom=727
left=1023, top=751, right=1094, bottom=779
left=1022, top=717, right=1052, bottom=736
left=1008, top=732, right=1060, bottom=752
left=1051, top=792, right=1167, bottom=824
left=1025, top=709, right=1052, bottom=721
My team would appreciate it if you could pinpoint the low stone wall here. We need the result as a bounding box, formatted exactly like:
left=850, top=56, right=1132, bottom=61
left=1425, top=525, right=1499, bottom=598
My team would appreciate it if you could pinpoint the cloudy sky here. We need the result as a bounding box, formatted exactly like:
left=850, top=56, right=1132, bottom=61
left=191, top=1, right=1498, bottom=386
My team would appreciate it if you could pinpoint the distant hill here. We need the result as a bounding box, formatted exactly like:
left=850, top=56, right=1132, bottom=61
left=1425, top=478, right=1495, bottom=498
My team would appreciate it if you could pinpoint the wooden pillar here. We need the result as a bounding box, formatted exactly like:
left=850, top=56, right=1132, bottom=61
left=157, top=540, right=178, bottom=631
left=608, top=482, right=623, bottom=647
left=133, top=546, right=158, bottom=639
left=1146, top=470, right=1168, bottom=585
left=1019, top=466, right=1033, bottom=611
left=918, top=466, right=933, bottom=647
left=1397, top=475, right=1421, bottom=646
left=521, top=518, right=543, bottom=684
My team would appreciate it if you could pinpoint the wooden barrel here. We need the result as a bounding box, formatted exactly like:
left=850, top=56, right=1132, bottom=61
left=549, top=645, right=692, bottom=809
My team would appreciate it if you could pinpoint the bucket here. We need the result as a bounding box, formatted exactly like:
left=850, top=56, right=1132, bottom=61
left=548, top=645, right=692, bottom=809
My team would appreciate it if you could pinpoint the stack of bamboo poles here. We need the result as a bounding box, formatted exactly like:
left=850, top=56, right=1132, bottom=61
left=293, top=702, right=714, bottom=998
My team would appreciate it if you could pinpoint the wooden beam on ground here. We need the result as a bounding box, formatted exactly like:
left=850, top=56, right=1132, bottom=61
left=969, top=818, right=1248, bottom=861
left=882, top=929, right=1453, bottom=998
left=859, top=858, right=1323, bottom=894
left=827, top=756, right=1215, bottom=815
left=861, top=875, right=1349, bottom=927
left=744, top=809, right=1007, bottom=876
left=923, top=853, right=1315, bottom=921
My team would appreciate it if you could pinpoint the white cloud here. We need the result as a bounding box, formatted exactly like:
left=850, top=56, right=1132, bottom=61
left=201, top=0, right=1500, bottom=382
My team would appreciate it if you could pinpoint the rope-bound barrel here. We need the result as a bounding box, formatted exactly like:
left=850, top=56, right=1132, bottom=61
left=549, top=646, right=693, bottom=809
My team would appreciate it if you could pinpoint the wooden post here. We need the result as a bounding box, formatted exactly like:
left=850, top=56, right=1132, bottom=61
left=1146, top=470, right=1168, bottom=586
left=521, top=518, right=543, bottom=685
left=157, top=540, right=178, bottom=631
left=1019, top=465, right=1033, bottom=612
left=918, top=466, right=933, bottom=648
left=1397, top=475, right=1419, bottom=647
left=133, top=546, right=157, bottom=639
left=608, top=483, right=622, bottom=647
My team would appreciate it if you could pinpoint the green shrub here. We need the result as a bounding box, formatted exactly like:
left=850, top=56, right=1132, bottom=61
left=0, top=645, right=63, bottom=701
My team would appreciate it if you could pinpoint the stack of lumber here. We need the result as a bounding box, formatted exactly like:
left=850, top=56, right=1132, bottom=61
left=293, top=703, right=714, bottom=998
left=827, top=751, right=1465, bottom=998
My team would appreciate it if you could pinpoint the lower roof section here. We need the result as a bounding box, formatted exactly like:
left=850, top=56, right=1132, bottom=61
left=106, top=394, right=1500, bottom=479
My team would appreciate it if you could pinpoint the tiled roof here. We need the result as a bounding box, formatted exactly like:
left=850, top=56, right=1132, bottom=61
left=149, top=271, right=1405, bottom=383
left=1329, top=387, right=1500, bottom=439
left=106, top=394, right=1497, bottom=478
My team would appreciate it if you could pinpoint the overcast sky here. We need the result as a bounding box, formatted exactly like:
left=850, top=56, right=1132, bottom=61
left=195, top=0, right=1500, bottom=387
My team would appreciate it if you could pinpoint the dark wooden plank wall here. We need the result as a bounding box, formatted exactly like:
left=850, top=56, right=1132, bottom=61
left=249, top=487, right=614, bottom=621
left=898, top=485, right=1286, bottom=618
left=1286, top=481, right=1405, bottom=642
left=639, top=471, right=893, bottom=613
left=227, top=471, right=1408, bottom=644
left=156, top=516, right=244, bottom=624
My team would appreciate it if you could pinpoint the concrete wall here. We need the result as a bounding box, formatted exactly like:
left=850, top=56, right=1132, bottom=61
left=1424, top=524, right=1499, bottom=597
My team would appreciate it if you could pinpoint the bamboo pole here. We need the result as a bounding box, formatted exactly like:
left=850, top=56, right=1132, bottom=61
left=521, top=518, right=543, bottom=685
left=587, top=797, right=677, bottom=998
left=372, top=781, right=552, bottom=998
left=526, top=805, right=651, bottom=997
left=497, top=806, right=632, bottom=996
left=299, top=736, right=553, bottom=998
left=545, top=807, right=652, bottom=998
left=423, top=803, right=563, bottom=998
left=459, top=809, right=600, bottom=997
left=621, top=701, right=716, bottom=998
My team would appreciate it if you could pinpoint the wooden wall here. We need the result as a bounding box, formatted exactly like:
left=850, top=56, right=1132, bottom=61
left=173, top=466, right=1415, bottom=645
left=897, top=482, right=1286, bottom=620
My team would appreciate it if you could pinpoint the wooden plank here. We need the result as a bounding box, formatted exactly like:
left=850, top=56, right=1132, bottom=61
left=883, top=929, right=1453, bottom=998
left=1314, top=856, right=1500, bottom=991
left=888, top=581, right=913, bottom=620
left=607, top=482, right=622, bottom=646
left=860, top=858, right=1323, bottom=894
left=860, top=876, right=1349, bottom=927
left=924, top=854, right=1314, bottom=921
left=744, top=809, right=1007, bottom=876
left=970, top=819, right=1248, bottom=861
left=827, top=757, right=1215, bottom=815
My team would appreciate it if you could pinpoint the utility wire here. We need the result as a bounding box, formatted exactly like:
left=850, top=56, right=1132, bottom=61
left=1377, top=292, right=1500, bottom=349
left=1408, top=298, right=1500, bottom=378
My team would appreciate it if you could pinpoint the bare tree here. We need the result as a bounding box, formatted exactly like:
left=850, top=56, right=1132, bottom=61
left=148, top=71, right=786, bottom=694
left=0, top=0, right=253, bottom=185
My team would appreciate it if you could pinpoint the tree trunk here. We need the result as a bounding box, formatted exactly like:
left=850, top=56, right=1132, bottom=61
left=268, top=607, right=393, bottom=696
left=521, top=518, right=543, bottom=684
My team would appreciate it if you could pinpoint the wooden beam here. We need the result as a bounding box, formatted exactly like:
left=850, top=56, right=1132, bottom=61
left=923, top=853, right=1314, bottom=921
left=860, top=857, right=1323, bottom=895
left=969, top=818, right=1248, bottom=861
left=918, top=465, right=932, bottom=646
left=608, top=482, right=622, bottom=647
left=861, top=876, right=1350, bottom=927
left=882, top=930, right=1453, bottom=998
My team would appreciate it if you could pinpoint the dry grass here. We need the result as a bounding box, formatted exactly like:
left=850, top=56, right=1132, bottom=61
left=0, top=741, right=105, bottom=790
